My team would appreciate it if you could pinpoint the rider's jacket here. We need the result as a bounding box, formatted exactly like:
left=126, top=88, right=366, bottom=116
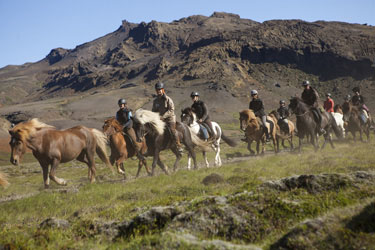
left=116, top=108, right=133, bottom=129
left=249, top=98, right=266, bottom=117
left=351, top=95, right=365, bottom=107
left=152, top=94, right=176, bottom=123
left=301, top=87, right=319, bottom=107
left=324, top=98, right=334, bottom=112
left=277, top=106, right=289, bottom=119
left=191, top=100, right=209, bottom=121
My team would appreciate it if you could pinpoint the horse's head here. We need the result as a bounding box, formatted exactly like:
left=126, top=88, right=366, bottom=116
left=288, top=97, right=299, bottom=113
left=239, top=110, right=254, bottom=131
left=181, top=107, right=194, bottom=126
left=269, top=110, right=280, bottom=120
left=8, top=129, right=27, bottom=165
left=132, top=120, right=146, bottom=143
left=103, top=118, right=122, bottom=136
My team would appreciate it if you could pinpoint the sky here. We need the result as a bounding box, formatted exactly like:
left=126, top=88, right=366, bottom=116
left=0, top=0, right=374, bottom=68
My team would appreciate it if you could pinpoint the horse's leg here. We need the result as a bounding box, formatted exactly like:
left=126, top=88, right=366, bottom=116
left=49, top=159, right=67, bottom=186
left=172, top=148, right=183, bottom=172
left=298, top=136, right=303, bottom=153
left=190, top=149, right=198, bottom=170
left=329, top=133, right=335, bottom=149
left=157, top=158, right=169, bottom=175
left=214, top=144, right=222, bottom=167
left=120, top=162, right=126, bottom=180
left=202, top=151, right=209, bottom=168
left=40, top=162, right=50, bottom=188
left=247, top=141, right=255, bottom=155
left=272, top=136, right=277, bottom=154
left=187, top=152, right=192, bottom=170
left=290, top=134, right=294, bottom=151
left=137, top=159, right=151, bottom=177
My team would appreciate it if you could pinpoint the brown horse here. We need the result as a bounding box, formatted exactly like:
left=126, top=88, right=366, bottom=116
left=239, top=109, right=277, bottom=155
left=269, top=110, right=295, bottom=152
left=0, top=172, right=9, bottom=188
left=9, top=119, right=114, bottom=188
left=103, top=117, right=150, bottom=178
left=342, top=101, right=371, bottom=141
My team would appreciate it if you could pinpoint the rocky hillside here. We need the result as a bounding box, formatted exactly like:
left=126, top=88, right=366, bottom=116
left=0, top=12, right=374, bottom=127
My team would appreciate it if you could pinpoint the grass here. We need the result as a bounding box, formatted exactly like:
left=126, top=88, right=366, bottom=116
left=1, top=131, right=375, bottom=249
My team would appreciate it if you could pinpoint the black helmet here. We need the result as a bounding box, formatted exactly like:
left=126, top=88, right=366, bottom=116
left=155, top=82, right=164, bottom=90
left=302, top=80, right=310, bottom=86
left=190, top=91, right=199, bottom=98
left=280, top=100, right=285, bottom=105
left=118, top=98, right=126, bottom=105
left=352, top=87, right=360, bottom=93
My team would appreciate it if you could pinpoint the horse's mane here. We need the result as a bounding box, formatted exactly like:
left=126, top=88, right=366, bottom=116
left=134, top=109, right=165, bottom=135
left=10, top=118, right=55, bottom=141
left=106, top=117, right=123, bottom=132
left=240, top=109, right=257, bottom=120
left=182, top=107, right=197, bottom=120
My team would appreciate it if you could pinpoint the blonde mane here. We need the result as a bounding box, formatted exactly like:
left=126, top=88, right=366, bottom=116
left=134, top=109, right=165, bottom=135
left=10, top=118, right=55, bottom=141
left=241, top=109, right=260, bottom=129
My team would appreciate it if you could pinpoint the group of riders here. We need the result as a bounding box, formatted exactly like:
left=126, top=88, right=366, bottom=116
left=115, top=80, right=370, bottom=156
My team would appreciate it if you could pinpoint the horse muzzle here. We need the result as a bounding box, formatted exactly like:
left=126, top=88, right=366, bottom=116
left=10, top=157, right=19, bottom=166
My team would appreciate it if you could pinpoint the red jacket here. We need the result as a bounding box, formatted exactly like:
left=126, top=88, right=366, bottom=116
left=324, top=98, right=334, bottom=112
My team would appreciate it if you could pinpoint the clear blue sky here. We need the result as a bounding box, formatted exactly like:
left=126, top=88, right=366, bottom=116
left=0, top=0, right=374, bottom=68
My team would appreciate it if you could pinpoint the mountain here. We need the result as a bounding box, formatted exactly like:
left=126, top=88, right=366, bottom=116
left=0, top=12, right=374, bottom=129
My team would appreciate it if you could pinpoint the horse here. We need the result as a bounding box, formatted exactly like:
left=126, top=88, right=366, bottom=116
left=133, top=109, right=210, bottom=175
left=9, top=118, right=114, bottom=188
left=102, top=117, right=150, bottom=178
left=342, top=101, right=370, bottom=141
left=268, top=110, right=295, bottom=152
left=0, top=172, right=9, bottom=188
left=180, top=107, right=237, bottom=168
left=288, top=97, right=342, bottom=152
left=239, top=109, right=277, bottom=155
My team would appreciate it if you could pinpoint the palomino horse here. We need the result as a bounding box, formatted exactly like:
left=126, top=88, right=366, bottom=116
left=181, top=107, right=237, bottom=168
left=9, top=119, right=113, bottom=188
left=133, top=109, right=210, bottom=174
left=288, top=97, right=342, bottom=152
left=342, top=101, right=371, bottom=141
left=0, top=172, right=9, bottom=188
left=239, top=109, right=277, bottom=155
left=268, top=110, right=295, bottom=152
left=103, top=117, right=150, bottom=178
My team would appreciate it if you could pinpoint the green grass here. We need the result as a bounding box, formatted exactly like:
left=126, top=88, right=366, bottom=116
left=1, top=131, right=375, bottom=248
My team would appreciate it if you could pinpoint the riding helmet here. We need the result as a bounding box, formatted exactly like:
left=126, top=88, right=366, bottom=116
left=190, top=91, right=199, bottom=98
left=344, top=94, right=351, bottom=101
left=250, top=90, right=258, bottom=96
left=326, top=93, right=331, bottom=97
left=302, top=80, right=310, bottom=86
left=118, top=98, right=126, bottom=105
left=352, top=87, right=360, bottom=93
left=155, top=82, right=164, bottom=90
left=280, top=100, right=286, bottom=105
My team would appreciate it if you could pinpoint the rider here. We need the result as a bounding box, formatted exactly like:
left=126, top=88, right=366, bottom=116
left=249, top=90, right=271, bottom=142
left=277, top=100, right=290, bottom=134
left=152, top=82, right=183, bottom=153
left=116, top=98, right=144, bottom=160
left=351, top=86, right=370, bottom=124
left=190, top=91, right=214, bottom=139
left=301, top=80, right=325, bottom=135
left=324, top=93, right=334, bottom=113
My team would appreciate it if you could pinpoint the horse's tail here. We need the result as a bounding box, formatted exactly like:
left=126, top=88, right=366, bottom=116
left=91, top=129, right=115, bottom=173
left=0, top=172, right=9, bottom=188
left=187, top=127, right=212, bottom=152
left=221, top=132, right=237, bottom=147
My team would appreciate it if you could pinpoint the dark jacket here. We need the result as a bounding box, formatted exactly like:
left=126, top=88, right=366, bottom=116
left=116, top=108, right=133, bottom=129
left=277, top=106, right=289, bottom=120
left=351, top=95, right=365, bottom=107
left=301, top=87, right=319, bottom=107
left=191, top=100, right=209, bottom=121
left=249, top=98, right=266, bottom=117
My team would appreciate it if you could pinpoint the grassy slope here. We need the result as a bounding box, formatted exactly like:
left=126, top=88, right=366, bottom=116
left=1, top=132, right=375, bottom=249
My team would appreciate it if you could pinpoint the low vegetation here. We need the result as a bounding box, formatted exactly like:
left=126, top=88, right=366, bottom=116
left=1, top=132, right=375, bottom=249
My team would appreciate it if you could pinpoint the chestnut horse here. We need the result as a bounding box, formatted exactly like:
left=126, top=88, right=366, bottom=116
left=239, top=109, right=277, bottom=155
left=342, top=101, right=371, bottom=141
left=268, top=110, right=295, bottom=152
left=0, top=172, right=9, bottom=188
left=102, top=117, right=150, bottom=178
left=9, top=119, right=113, bottom=188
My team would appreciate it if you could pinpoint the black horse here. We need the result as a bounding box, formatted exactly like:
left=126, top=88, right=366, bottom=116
left=133, top=109, right=210, bottom=175
left=288, top=97, right=342, bottom=152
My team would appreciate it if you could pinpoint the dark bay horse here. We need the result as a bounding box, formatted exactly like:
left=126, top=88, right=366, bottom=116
left=268, top=110, right=295, bottom=152
left=9, top=119, right=114, bottom=188
left=181, top=107, right=237, bottom=168
left=342, top=101, right=371, bottom=141
left=133, top=109, right=210, bottom=175
left=103, top=117, right=150, bottom=178
left=239, top=109, right=277, bottom=155
left=288, top=97, right=342, bottom=152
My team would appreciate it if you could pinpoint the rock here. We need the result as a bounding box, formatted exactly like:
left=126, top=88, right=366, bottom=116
left=39, top=217, right=70, bottom=229
left=202, top=173, right=225, bottom=185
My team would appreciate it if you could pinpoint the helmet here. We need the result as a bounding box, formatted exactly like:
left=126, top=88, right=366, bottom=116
left=302, top=80, right=310, bottom=86
left=190, top=91, right=199, bottom=98
left=344, top=94, right=351, bottom=101
left=250, top=90, right=258, bottom=96
left=155, top=82, right=164, bottom=90
left=326, top=93, right=331, bottom=97
left=118, top=98, right=126, bottom=105
left=280, top=100, right=285, bottom=105
left=352, top=87, right=360, bottom=93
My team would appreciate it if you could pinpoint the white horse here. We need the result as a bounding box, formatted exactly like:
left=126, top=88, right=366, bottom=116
left=332, top=112, right=345, bottom=138
left=181, top=107, right=237, bottom=168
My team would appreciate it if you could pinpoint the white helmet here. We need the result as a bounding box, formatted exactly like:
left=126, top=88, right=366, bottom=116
left=250, top=90, right=258, bottom=96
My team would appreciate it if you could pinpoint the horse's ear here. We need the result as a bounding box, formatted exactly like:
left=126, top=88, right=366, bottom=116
left=8, top=130, right=13, bottom=136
